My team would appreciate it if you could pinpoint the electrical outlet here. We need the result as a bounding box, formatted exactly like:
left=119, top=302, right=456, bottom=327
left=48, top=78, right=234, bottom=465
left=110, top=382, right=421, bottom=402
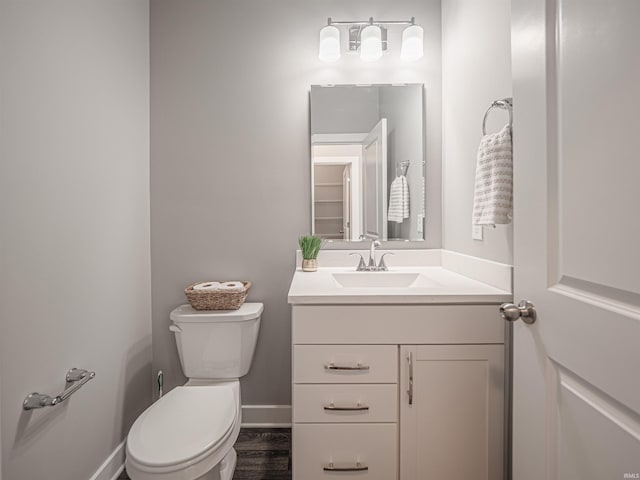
left=472, top=225, right=484, bottom=241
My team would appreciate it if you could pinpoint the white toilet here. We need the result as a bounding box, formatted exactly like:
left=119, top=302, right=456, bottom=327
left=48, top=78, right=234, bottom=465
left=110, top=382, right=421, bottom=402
left=126, top=302, right=263, bottom=480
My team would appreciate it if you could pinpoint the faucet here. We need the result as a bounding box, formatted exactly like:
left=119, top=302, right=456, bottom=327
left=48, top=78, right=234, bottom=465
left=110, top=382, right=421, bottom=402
left=350, top=239, right=394, bottom=271
left=368, top=239, right=381, bottom=270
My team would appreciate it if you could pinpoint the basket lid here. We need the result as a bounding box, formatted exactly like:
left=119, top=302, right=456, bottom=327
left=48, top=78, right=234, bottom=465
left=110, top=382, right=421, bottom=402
left=170, top=302, right=264, bottom=323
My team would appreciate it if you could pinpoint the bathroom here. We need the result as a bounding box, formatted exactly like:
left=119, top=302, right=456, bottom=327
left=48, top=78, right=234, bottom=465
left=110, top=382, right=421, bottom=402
left=1, top=0, right=638, bottom=479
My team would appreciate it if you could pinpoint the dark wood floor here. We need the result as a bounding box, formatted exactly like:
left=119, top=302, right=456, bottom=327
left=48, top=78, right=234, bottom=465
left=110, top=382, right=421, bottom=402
left=119, top=428, right=291, bottom=480
left=234, top=429, right=291, bottom=480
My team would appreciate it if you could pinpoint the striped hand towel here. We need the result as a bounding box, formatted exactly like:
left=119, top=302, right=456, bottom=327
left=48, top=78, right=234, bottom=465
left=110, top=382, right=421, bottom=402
left=472, top=124, right=513, bottom=225
left=388, top=175, right=409, bottom=223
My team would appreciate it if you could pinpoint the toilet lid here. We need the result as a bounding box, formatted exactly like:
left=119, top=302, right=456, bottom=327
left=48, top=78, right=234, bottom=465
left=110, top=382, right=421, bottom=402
left=127, top=385, right=236, bottom=468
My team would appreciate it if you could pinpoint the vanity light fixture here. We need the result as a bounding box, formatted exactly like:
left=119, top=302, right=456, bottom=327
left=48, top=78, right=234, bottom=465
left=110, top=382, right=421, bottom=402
left=400, top=22, right=424, bottom=61
left=318, top=17, right=423, bottom=63
left=319, top=23, right=341, bottom=62
left=360, top=23, right=383, bottom=62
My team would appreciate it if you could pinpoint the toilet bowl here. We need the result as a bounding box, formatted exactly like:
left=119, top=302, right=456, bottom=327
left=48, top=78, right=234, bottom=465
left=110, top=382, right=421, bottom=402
left=126, top=380, right=241, bottom=480
left=126, top=303, right=263, bottom=480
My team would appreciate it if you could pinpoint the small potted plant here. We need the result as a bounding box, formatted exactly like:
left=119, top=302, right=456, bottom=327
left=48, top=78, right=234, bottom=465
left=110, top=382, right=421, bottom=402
left=298, top=235, right=324, bottom=272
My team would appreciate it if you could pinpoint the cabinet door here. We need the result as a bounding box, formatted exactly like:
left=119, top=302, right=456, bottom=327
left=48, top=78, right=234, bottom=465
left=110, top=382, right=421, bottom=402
left=400, top=345, right=504, bottom=480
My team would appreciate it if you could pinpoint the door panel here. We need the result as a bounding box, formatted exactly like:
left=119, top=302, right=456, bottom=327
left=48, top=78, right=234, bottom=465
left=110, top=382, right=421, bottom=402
left=556, top=1, right=640, bottom=295
left=554, top=364, right=640, bottom=480
left=342, top=165, right=351, bottom=240
left=363, top=118, right=387, bottom=239
left=511, top=0, right=640, bottom=479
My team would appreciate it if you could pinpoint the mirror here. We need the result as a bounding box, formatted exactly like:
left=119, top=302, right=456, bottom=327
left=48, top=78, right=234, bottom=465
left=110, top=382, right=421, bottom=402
left=310, top=84, right=425, bottom=241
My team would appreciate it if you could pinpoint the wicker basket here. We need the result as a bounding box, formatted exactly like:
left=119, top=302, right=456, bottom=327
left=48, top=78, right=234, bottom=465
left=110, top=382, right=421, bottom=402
left=184, top=281, right=251, bottom=310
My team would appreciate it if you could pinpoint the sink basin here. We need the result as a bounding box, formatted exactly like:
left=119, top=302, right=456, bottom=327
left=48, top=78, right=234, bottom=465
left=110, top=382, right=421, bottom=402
left=333, top=272, right=423, bottom=288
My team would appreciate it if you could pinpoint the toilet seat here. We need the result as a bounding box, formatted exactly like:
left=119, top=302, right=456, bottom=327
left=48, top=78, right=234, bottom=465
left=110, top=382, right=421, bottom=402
left=127, top=385, right=237, bottom=472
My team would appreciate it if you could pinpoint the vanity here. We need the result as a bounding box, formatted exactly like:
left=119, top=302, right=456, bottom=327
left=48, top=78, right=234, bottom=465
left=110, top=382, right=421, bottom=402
left=288, top=249, right=513, bottom=480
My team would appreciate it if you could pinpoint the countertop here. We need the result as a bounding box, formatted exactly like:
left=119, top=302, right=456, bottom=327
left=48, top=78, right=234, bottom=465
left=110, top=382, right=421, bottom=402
left=287, top=250, right=513, bottom=305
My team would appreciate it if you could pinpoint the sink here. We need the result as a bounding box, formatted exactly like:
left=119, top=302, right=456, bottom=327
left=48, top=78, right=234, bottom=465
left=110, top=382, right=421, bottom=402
left=333, top=272, right=425, bottom=288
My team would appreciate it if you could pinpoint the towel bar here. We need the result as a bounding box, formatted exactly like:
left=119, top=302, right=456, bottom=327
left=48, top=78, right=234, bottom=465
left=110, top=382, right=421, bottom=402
left=482, top=97, right=513, bottom=135
left=23, top=368, right=95, bottom=410
left=396, top=160, right=410, bottom=177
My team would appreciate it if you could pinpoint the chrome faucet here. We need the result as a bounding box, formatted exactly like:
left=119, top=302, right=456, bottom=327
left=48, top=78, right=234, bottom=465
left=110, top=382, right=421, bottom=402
left=368, top=239, right=381, bottom=270
left=350, top=239, right=394, bottom=271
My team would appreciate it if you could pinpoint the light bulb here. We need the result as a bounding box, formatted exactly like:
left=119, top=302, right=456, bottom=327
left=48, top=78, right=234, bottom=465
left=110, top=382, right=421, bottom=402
left=360, top=25, right=383, bottom=62
left=401, top=24, right=424, bottom=61
left=319, top=25, right=341, bottom=62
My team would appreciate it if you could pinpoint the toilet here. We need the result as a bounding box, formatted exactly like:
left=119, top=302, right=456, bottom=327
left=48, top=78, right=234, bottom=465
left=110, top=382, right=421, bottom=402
left=126, top=302, right=263, bottom=480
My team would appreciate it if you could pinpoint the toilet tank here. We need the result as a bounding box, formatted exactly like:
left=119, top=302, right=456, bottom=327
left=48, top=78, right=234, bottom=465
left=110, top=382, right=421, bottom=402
left=170, top=303, right=263, bottom=379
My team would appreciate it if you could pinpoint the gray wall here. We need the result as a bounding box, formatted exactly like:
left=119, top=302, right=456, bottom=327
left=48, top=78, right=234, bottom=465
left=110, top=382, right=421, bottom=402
left=380, top=85, right=425, bottom=241
left=441, top=0, right=513, bottom=264
left=151, top=0, right=442, bottom=405
left=0, top=1, right=151, bottom=479
left=311, top=86, right=380, bottom=135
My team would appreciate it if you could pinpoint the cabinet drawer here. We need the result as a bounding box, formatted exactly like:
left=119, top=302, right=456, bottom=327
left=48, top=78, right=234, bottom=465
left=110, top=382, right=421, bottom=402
left=292, top=305, right=505, bottom=344
left=294, top=384, right=398, bottom=423
left=293, top=424, right=397, bottom=480
left=294, top=345, right=397, bottom=383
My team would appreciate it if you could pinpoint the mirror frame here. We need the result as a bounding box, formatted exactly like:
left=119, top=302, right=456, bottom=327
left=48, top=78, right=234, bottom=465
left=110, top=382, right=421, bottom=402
left=309, top=83, right=428, bottom=247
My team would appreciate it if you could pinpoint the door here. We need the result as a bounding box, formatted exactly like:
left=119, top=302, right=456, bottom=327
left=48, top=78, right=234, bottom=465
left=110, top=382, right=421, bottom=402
left=511, top=1, right=640, bottom=479
left=342, top=165, right=351, bottom=240
left=400, top=345, right=504, bottom=480
left=363, top=119, right=387, bottom=240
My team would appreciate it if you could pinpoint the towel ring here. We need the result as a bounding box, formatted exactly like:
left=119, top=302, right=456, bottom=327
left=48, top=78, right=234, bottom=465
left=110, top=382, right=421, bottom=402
left=482, top=97, right=513, bottom=135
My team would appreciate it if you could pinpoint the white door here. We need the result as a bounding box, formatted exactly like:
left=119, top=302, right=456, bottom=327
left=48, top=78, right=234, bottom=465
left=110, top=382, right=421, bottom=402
left=342, top=165, right=351, bottom=241
left=511, top=1, right=640, bottom=479
left=363, top=119, right=387, bottom=240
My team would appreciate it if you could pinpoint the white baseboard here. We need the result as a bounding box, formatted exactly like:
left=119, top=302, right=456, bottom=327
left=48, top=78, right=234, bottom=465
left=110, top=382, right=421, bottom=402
left=89, top=440, right=126, bottom=480
left=241, top=405, right=291, bottom=428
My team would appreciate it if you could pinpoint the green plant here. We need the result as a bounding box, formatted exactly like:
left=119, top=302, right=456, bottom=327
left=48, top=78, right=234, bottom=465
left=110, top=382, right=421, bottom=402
left=298, top=235, right=324, bottom=259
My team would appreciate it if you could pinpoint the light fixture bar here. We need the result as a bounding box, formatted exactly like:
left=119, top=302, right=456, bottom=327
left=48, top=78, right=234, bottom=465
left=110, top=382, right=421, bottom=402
left=319, top=17, right=422, bottom=63
left=350, top=25, right=387, bottom=52
left=328, top=17, right=415, bottom=26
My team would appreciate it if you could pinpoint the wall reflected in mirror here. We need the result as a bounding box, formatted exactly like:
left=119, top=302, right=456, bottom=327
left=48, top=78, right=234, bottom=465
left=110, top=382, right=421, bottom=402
left=310, top=84, right=425, bottom=242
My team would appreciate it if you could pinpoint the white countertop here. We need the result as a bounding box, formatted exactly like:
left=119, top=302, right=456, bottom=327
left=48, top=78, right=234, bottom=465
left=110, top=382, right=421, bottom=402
left=287, top=250, right=513, bottom=305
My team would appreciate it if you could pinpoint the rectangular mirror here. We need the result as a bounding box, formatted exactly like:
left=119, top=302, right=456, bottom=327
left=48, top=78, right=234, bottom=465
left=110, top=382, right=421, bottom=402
left=310, top=84, right=425, bottom=241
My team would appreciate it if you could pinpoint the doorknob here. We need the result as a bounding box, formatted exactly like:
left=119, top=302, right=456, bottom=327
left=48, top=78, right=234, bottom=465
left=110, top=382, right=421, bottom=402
left=500, top=300, right=537, bottom=324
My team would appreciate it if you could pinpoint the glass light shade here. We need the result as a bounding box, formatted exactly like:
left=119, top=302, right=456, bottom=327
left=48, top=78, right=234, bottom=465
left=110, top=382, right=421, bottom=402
left=319, top=25, right=341, bottom=62
left=360, top=25, right=383, bottom=62
left=401, top=25, right=424, bottom=61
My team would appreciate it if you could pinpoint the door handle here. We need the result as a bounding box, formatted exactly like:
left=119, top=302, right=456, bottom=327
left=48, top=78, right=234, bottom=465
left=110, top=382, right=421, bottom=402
left=500, top=300, right=537, bottom=324
left=407, top=351, right=413, bottom=405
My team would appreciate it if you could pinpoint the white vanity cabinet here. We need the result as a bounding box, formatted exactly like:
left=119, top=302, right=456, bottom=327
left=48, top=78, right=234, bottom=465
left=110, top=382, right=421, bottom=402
left=291, top=304, right=506, bottom=480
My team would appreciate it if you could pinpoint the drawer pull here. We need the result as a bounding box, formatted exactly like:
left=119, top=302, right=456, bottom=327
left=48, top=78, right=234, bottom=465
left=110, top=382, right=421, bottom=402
left=324, top=362, right=370, bottom=371
left=323, top=402, right=369, bottom=411
left=323, top=461, right=369, bottom=472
